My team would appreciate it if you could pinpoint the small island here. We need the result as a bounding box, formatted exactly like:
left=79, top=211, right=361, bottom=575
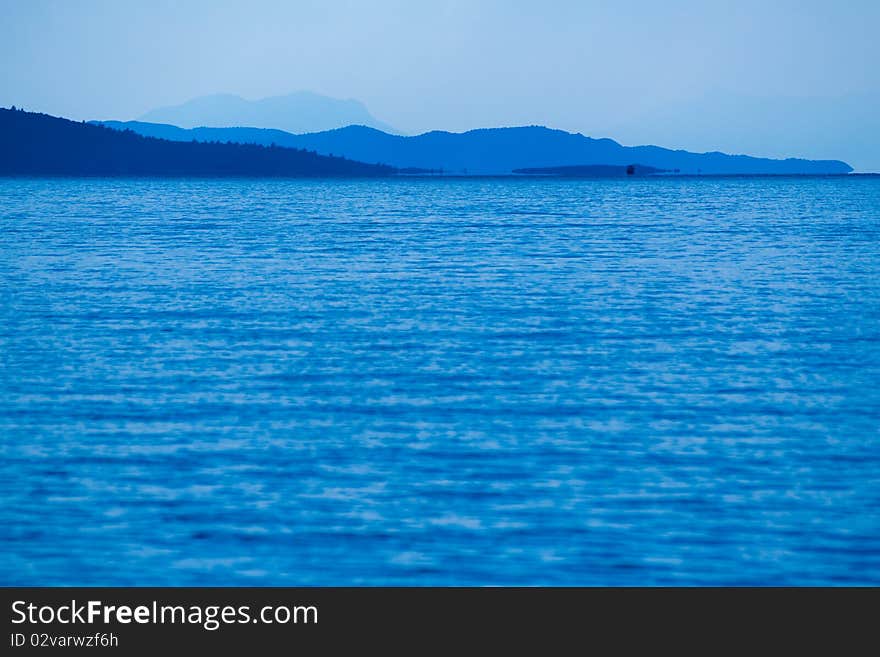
left=513, top=164, right=666, bottom=177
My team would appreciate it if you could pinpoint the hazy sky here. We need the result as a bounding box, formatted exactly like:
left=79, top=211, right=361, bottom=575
left=2, top=0, right=878, bottom=169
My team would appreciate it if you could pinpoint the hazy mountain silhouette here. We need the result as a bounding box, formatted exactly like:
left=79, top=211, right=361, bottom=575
left=137, top=92, right=397, bottom=135
left=95, top=120, right=853, bottom=175
left=0, top=108, right=393, bottom=177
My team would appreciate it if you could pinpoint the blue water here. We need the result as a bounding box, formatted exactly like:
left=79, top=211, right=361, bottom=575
left=1, top=176, right=879, bottom=585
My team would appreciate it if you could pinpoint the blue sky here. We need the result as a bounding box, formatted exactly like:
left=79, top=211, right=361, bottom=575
left=2, top=0, right=878, bottom=170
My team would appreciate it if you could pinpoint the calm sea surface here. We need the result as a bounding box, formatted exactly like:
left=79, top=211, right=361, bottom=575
left=1, top=176, right=879, bottom=585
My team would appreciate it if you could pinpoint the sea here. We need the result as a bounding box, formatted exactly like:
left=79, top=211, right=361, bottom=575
left=1, top=175, right=878, bottom=585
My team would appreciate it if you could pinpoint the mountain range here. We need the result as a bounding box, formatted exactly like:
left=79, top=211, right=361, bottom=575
left=94, top=120, right=853, bottom=175
left=137, top=92, right=397, bottom=135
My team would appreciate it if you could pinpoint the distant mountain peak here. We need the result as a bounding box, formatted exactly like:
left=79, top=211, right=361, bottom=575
left=138, top=92, right=397, bottom=135
left=304, top=124, right=389, bottom=137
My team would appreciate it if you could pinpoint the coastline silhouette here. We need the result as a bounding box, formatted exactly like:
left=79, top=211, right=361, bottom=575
left=94, top=120, right=853, bottom=176
left=2, top=106, right=854, bottom=178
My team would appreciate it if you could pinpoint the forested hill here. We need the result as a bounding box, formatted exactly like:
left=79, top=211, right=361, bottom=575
left=0, top=108, right=394, bottom=177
